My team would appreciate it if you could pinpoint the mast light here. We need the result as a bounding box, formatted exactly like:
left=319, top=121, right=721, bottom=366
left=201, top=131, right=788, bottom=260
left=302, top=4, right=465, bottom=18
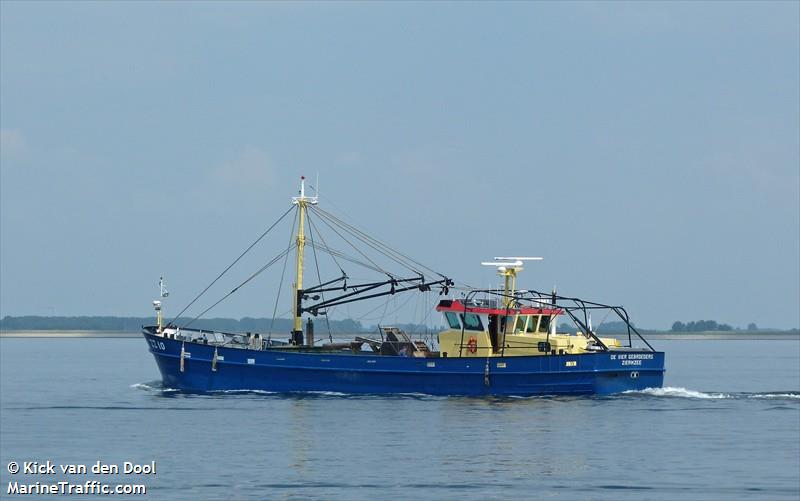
left=292, top=175, right=318, bottom=205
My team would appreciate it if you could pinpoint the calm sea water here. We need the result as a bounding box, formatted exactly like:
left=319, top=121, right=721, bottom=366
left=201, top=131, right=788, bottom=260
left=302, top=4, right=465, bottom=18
left=1, top=337, right=798, bottom=500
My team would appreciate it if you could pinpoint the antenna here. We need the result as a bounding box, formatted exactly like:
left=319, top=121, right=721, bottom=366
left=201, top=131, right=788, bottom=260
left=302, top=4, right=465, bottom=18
left=481, top=260, right=523, bottom=268
left=292, top=175, right=318, bottom=205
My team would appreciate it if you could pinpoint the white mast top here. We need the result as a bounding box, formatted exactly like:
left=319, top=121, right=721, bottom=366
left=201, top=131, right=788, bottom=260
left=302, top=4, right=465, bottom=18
left=291, top=175, right=318, bottom=205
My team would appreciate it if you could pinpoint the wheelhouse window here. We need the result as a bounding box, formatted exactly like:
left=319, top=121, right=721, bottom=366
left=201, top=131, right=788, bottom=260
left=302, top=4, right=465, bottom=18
left=444, top=312, right=461, bottom=329
left=527, top=315, right=540, bottom=333
left=460, top=313, right=484, bottom=331
left=539, top=315, right=551, bottom=333
left=506, top=315, right=525, bottom=334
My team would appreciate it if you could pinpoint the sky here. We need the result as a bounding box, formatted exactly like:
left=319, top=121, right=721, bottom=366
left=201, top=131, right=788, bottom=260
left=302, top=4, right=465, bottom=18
left=1, top=1, right=798, bottom=330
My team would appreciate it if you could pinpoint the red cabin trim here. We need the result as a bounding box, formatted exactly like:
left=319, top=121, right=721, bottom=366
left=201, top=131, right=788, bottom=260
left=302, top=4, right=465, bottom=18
left=436, top=300, right=562, bottom=316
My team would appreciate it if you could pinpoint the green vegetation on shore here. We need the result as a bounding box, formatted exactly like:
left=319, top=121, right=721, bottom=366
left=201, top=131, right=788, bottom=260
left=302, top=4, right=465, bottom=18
left=672, top=320, right=733, bottom=332
left=0, top=315, right=359, bottom=333
left=558, top=320, right=798, bottom=335
left=0, top=316, right=437, bottom=334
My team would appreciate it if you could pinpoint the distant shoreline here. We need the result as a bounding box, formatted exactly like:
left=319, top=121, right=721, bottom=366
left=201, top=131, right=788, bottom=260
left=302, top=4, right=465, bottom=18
left=633, top=333, right=799, bottom=341
left=1, top=330, right=797, bottom=341
left=0, top=330, right=141, bottom=338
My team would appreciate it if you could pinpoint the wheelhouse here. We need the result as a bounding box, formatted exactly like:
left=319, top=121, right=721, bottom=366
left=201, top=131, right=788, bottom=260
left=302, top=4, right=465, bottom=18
left=434, top=294, right=638, bottom=358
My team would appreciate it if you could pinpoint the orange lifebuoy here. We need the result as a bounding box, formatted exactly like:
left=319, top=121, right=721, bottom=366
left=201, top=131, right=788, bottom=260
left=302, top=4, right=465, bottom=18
left=467, top=336, right=478, bottom=354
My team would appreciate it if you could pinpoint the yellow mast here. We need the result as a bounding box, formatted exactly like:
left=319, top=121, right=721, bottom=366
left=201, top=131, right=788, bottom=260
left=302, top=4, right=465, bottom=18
left=501, top=268, right=517, bottom=308
left=293, top=197, right=306, bottom=333
left=291, top=176, right=317, bottom=344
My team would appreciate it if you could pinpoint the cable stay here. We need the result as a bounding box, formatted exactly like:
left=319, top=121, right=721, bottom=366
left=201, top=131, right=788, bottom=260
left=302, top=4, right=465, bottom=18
left=306, top=209, right=333, bottom=341
left=181, top=243, right=297, bottom=329
left=306, top=211, right=346, bottom=277
left=304, top=240, right=385, bottom=275
left=268, top=209, right=299, bottom=337
left=305, top=206, right=391, bottom=277
left=168, top=205, right=294, bottom=326
left=310, top=206, right=445, bottom=279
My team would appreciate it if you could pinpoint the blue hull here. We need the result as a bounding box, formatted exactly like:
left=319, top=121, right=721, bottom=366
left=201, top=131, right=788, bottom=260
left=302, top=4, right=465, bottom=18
left=144, top=332, right=664, bottom=396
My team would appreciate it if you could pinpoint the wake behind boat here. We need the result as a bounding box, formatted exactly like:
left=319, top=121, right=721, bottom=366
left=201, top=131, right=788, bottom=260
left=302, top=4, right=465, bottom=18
left=143, top=177, right=664, bottom=396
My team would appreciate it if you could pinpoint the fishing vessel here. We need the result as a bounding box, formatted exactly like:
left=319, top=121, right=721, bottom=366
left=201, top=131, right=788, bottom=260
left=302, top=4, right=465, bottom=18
left=143, top=177, right=664, bottom=396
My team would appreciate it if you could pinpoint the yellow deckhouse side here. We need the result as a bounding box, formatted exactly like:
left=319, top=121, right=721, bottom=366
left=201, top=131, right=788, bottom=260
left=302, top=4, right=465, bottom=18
left=438, top=325, right=621, bottom=358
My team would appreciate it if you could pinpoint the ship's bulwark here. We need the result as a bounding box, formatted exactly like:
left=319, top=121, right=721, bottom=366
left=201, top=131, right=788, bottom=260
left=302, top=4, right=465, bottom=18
left=144, top=333, right=664, bottom=396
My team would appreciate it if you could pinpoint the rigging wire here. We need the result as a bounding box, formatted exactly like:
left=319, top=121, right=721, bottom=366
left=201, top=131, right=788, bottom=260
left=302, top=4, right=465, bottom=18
left=412, top=288, right=419, bottom=332
left=378, top=293, right=392, bottom=326
left=304, top=241, right=385, bottom=274
left=305, top=206, right=391, bottom=277
left=380, top=289, right=417, bottom=324
left=168, top=205, right=294, bottom=326
left=423, top=289, right=433, bottom=345
left=307, top=192, right=441, bottom=277
left=353, top=294, right=393, bottom=322
left=311, top=205, right=443, bottom=278
left=305, top=210, right=333, bottom=342
left=307, top=185, right=412, bottom=332
left=306, top=212, right=346, bottom=277
left=310, top=206, right=419, bottom=275
left=592, top=308, right=614, bottom=334
left=181, top=243, right=296, bottom=329
left=268, top=207, right=298, bottom=337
